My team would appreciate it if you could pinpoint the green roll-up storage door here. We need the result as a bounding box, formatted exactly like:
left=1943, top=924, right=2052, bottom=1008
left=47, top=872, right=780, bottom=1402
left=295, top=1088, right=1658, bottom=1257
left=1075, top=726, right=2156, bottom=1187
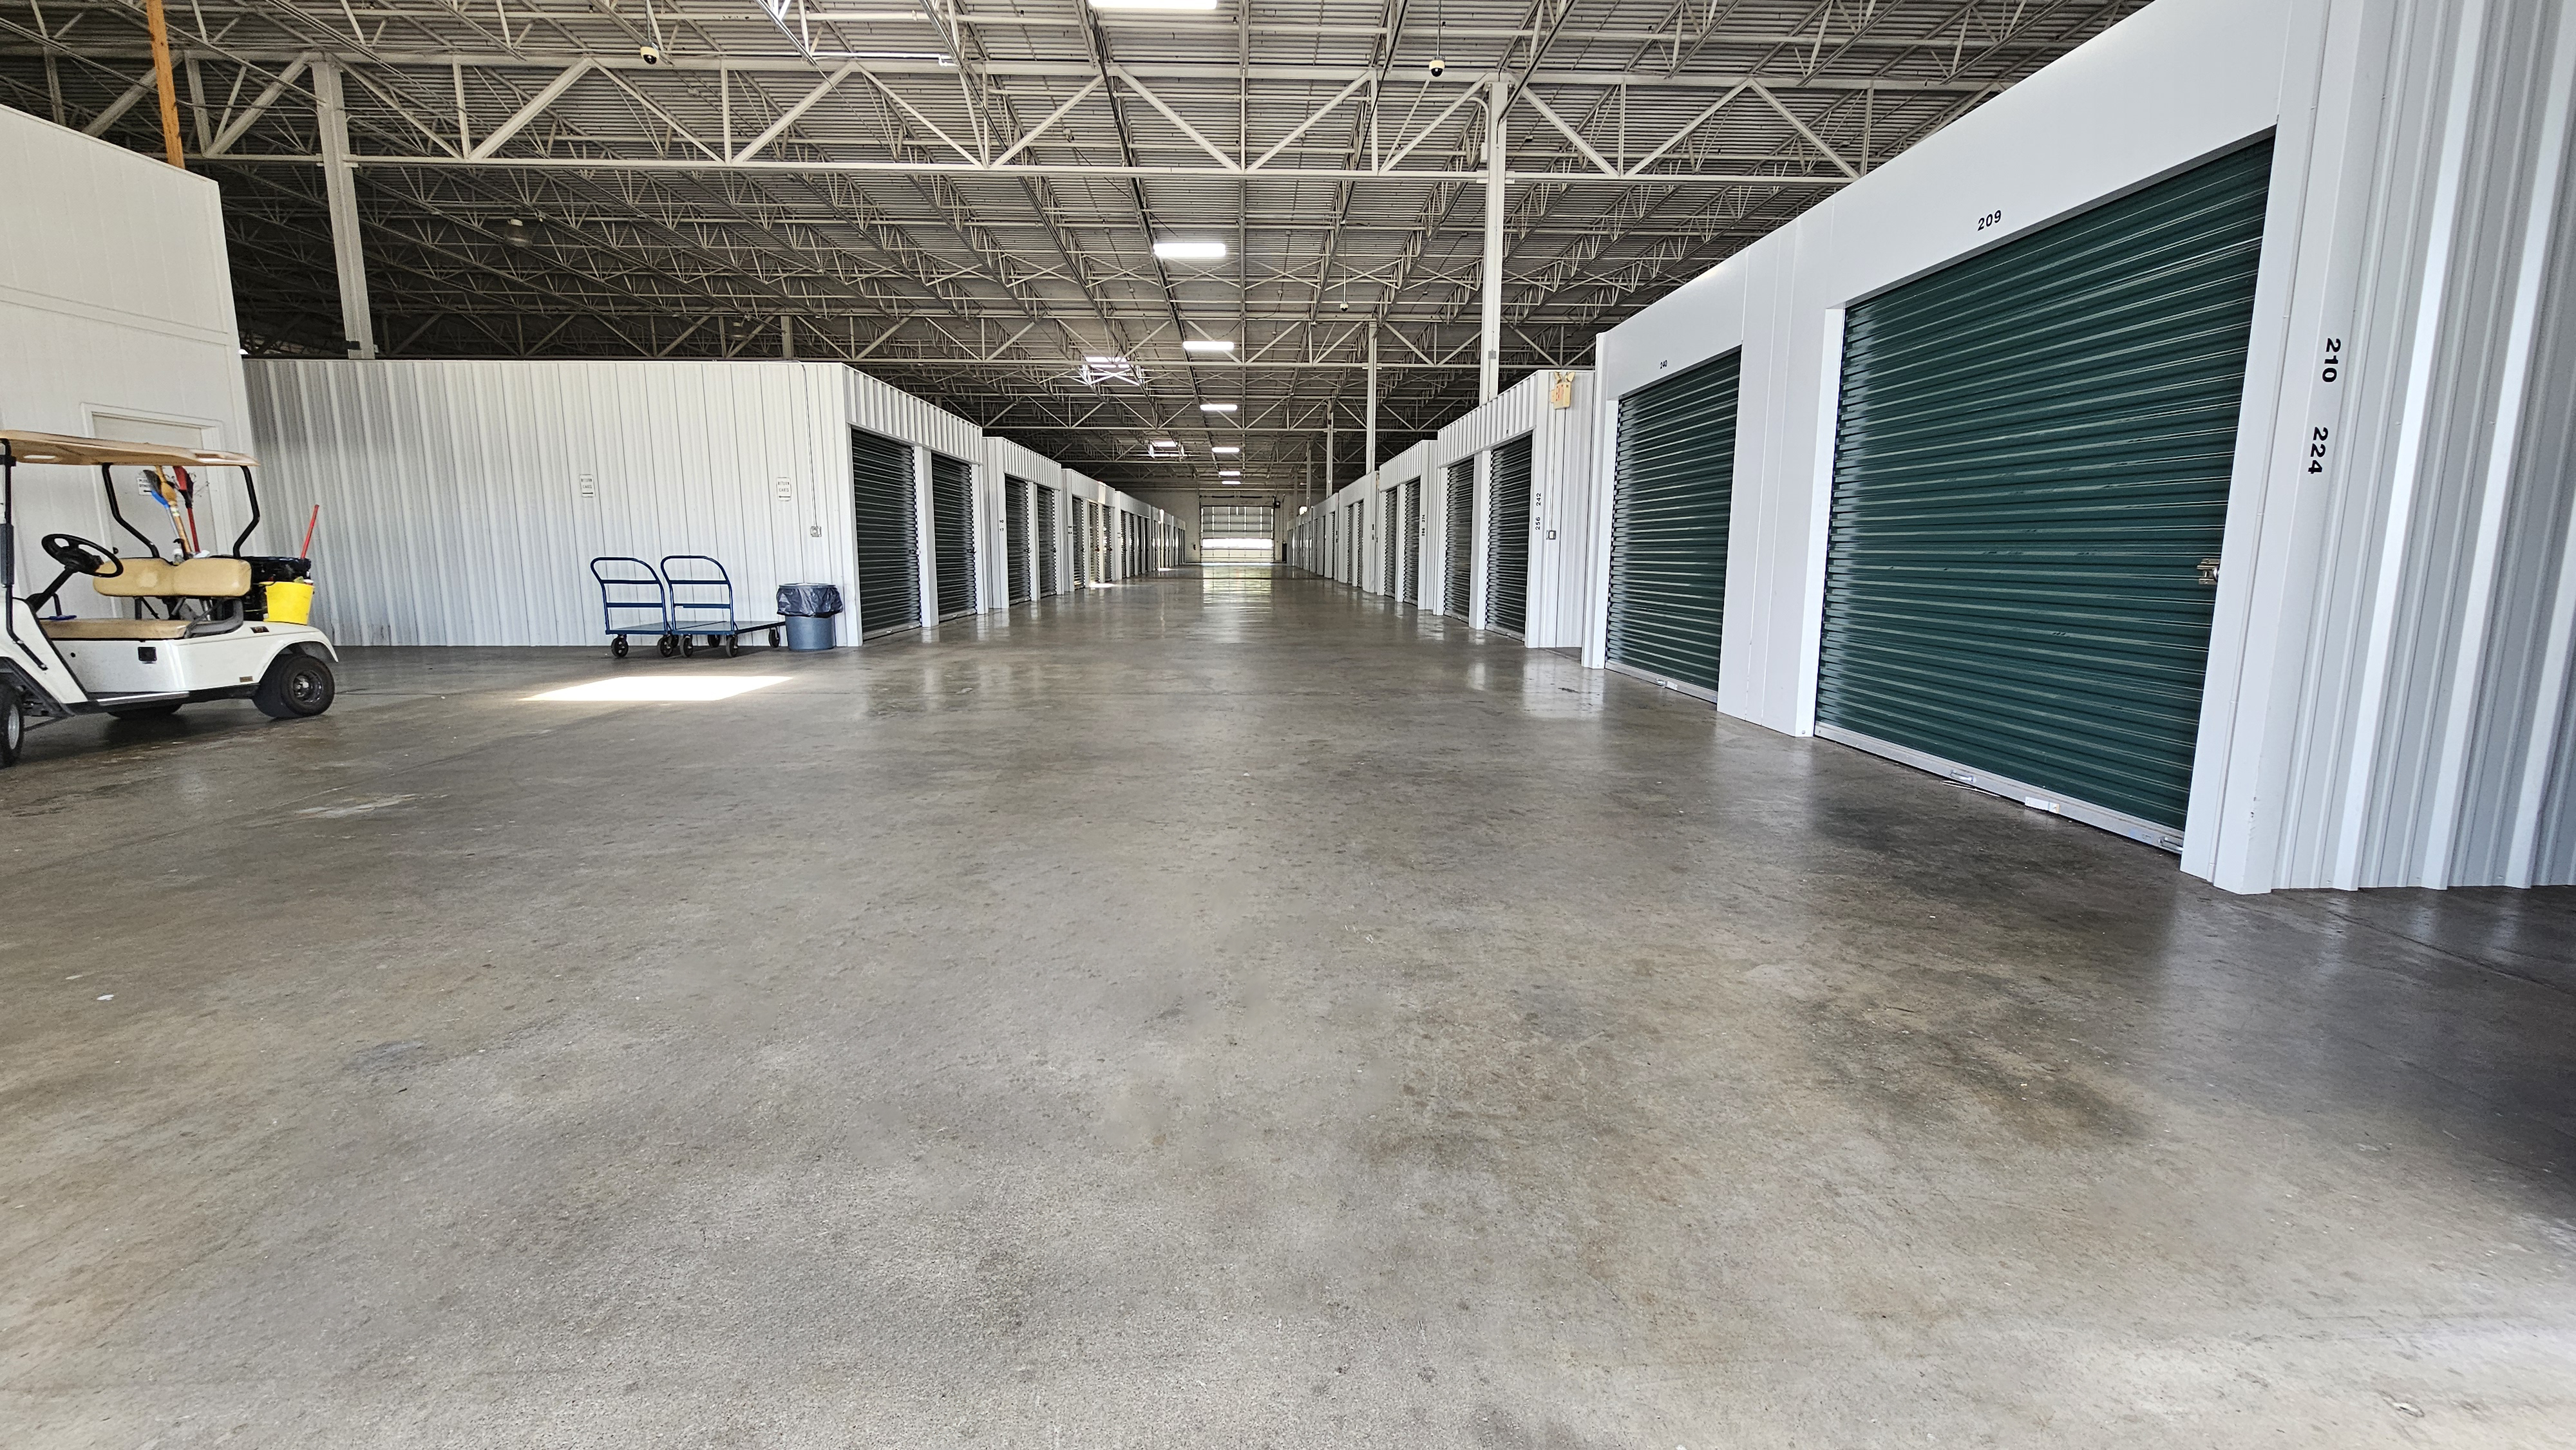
left=1443, top=459, right=1473, bottom=619
left=1005, top=476, right=1032, bottom=604
left=1036, top=486, right=1060, bottom=596
left=851, top=429, right=920, bottom=636
left=1817, top=138, right=2274, bottom=843
left=1607, top=351, right=1740, bottom=695
left=1486, top=435, right=1533, bottom=636
left=930, top=452, right=976, bottom=619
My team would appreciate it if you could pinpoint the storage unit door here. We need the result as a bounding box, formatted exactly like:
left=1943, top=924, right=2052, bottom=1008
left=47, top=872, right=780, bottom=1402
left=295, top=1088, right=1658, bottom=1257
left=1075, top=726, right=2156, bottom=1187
left=1036, top=487, right=1060, bottom=595
left=851, top=429, right=921, bottom=636
left=1072, top=502, right=1089, bottom=585
left=1399, top=480, right=1421, bottom=604
left=1200, top=501, right=1275, bottom=564
left=1380, top=491, right=1399, bottom=595
left=1444, top=459, right=1473, bottom=619
left=929, top=453, right=976, bottom=619
left=1606, top=351, right=1741, bottom=695
left=1005, top=476, right=1033, bottom=605
left=1486, top=435, right=1533, bottom=635
left=1817, top=138, right=2274, bottom=844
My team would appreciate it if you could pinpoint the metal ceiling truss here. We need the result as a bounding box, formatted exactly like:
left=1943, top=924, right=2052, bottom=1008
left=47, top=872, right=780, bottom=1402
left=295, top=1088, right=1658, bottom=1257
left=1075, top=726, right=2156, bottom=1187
left=2, top=0, right=2144, bottom=492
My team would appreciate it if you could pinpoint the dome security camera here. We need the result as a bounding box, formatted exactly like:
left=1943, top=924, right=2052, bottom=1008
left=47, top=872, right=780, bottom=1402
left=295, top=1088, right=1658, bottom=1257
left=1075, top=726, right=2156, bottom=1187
left=1426, top=57, right=1445, bottom=78
left=639, top=43, right=665, bottom=64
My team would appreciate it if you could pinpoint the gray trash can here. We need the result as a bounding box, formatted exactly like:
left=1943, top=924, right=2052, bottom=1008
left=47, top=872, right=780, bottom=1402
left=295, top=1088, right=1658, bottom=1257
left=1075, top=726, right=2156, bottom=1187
left=784, top=614, right=835, bottom=650
left=779, top=584, right=844, bottom=651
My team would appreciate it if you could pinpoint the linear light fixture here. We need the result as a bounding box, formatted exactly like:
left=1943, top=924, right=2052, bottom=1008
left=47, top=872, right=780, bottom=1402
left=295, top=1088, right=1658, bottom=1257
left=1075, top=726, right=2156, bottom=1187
left=1092, top=0, right=1218, bottom=10
left=1153, top=240, right=1228, bottom=261
left=1218, top=469, right=1242, bottom=478
left=1181, top=339, right=1235, bottom=353
left=1211, top=446, right=1241, bottom=455
left=1198, top=402, right=1238, bottom=413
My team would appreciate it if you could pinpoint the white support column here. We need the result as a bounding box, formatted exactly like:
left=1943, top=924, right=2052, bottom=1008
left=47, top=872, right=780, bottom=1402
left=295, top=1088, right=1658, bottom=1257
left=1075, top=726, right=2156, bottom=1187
left=311, top=61, right=377, bottom=359
left=1365, top=323, right=1379, bottom=479
left=1481, top=73, right=1509, bottom=403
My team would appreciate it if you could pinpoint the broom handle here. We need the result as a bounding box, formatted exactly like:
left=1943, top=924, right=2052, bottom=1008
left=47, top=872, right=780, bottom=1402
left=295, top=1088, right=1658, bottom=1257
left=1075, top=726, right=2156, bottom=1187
left=299, top=504, right=320, bottom=559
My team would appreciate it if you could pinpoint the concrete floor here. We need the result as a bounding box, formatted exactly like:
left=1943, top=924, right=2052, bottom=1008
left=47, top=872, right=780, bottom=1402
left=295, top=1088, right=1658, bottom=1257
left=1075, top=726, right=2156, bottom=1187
left=3, top=567, right=2572, bottom=1449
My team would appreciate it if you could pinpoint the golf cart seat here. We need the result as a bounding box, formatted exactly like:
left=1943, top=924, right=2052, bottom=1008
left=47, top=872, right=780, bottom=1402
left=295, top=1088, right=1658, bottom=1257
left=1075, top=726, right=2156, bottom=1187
left=40, top=618, right=191, bottom=640
left=91, top=556, right=251, bottom=599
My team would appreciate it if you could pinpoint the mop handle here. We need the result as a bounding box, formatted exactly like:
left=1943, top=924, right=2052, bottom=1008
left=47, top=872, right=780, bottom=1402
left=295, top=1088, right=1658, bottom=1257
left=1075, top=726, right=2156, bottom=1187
left=299, top=504, right=321, bottom=559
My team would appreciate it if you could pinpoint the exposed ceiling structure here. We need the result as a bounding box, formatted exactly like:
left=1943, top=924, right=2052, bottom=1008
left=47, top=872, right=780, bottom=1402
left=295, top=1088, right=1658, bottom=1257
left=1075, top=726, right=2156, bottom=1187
left=2, top=0, right=2146, bottom=493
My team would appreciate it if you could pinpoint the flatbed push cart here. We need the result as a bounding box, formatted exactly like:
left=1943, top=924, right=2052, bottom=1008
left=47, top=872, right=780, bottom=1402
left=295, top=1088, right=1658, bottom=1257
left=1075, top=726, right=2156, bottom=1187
left=661, top=554, right=782, bottom=657
left=590, top=556, right=678, bottom=658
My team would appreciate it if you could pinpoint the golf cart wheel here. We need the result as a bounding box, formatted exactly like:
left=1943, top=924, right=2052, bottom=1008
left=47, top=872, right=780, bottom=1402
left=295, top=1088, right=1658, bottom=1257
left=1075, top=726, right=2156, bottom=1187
left=611, top=635, right=629, bottom=659
left=109, top=702, right=182, bottom=720
left=657, top=634, right=681, bottom=658
left=254, top=651, right=336, bottom=720
left=1, top=682, right=23, bottom=767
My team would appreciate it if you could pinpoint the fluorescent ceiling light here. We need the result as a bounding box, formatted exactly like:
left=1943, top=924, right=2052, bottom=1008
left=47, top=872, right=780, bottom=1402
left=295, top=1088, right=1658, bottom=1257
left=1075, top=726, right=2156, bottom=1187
left=1211, top=446, right=1241, bottom=455
left=1092, top=0, right=1219, bottom=10
left=1181, top=339, right=1235, bottom=353
left=1218, top=470, right=1241, bottom=477
left=529, top=677, right=788, bottom=702
left=1151, top=439, right=1179, bottom=447
left=1153, top=240, right=1228, bottom=261
left=1199, top=402, right=1238, bottom=413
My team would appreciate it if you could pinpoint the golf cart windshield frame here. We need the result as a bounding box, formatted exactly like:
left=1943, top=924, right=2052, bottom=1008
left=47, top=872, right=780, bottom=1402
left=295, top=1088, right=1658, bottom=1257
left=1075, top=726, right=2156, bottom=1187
left=1, top=429, right=267, bottom=666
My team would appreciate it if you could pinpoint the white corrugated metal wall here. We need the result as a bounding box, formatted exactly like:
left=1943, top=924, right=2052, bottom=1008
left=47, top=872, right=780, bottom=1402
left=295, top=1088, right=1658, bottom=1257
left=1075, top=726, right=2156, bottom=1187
left=1582, top=0, right=2575, bottom=890
left=985, top=437, right=1061, bottom=607
left=1432, top=370, right=1597, bottom=646
left=241, top=361, right=1175, bottom=646
left=245, top=360, right=849, bottom=647
left=846, top=368, right=985, bottom=623
left=0, top=107, right=252, bottom=622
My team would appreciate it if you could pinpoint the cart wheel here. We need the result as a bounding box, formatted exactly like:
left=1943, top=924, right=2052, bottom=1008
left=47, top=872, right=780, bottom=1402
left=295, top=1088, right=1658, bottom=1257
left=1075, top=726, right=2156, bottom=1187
left=681, top=635, right=695, bottom=657
left=253, top=651, right=336, bottom=720
left=769, top=629, right=781, bottom=648
left=723, top=636, right=741, bottom=658
left=612, top=635, right=630, bottom=659
left=658, top=634, right=681, bottom=657
left=1, top=682, right=23, bottom=768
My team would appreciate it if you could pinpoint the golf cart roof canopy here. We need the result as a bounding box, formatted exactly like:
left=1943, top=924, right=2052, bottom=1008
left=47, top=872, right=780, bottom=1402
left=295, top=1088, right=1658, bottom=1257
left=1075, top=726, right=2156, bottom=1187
left=0, top=429, right=257, bottom=469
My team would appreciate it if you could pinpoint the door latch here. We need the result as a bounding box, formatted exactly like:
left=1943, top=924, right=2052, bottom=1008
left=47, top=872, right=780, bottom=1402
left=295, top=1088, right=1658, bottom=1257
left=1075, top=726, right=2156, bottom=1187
left=2197, top=556, right=2221, bottom=587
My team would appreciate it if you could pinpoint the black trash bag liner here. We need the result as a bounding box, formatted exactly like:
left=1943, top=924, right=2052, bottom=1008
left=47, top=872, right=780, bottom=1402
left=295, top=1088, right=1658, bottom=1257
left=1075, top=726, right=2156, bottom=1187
left=778, top=583, right=844, bottom=617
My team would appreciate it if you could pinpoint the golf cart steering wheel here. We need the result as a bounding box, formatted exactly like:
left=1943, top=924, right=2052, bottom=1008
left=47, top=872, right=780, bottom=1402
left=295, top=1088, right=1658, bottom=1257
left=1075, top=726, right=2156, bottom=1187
left=41, top=533, right=122, bottom=578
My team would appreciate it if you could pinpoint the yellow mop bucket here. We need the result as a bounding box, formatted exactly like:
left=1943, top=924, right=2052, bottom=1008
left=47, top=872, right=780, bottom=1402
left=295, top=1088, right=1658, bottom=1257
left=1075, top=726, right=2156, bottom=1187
left=265, top=579, right=315, bottom=625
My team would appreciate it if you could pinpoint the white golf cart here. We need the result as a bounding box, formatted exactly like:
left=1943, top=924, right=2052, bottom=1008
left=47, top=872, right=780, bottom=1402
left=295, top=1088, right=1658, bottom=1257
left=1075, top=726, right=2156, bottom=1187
left=1, top=429, right=337, bottom=767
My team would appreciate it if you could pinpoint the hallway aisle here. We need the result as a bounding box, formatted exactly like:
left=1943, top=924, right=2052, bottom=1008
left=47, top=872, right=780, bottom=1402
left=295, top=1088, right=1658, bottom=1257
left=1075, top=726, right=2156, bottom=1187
left=4, top=568, right=2571, bottom=1447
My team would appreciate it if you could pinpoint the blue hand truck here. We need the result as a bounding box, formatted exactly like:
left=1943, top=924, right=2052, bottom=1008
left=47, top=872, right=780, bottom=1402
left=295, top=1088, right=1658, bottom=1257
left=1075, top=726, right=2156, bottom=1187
left=589, top=556, right=679, bottom=659
left=661, top=554, right=784, bottom=657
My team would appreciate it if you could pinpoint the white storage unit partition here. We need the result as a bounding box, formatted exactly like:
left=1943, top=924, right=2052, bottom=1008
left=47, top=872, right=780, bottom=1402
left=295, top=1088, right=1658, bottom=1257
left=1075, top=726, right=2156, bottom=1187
left=245, top=360, right=1048, bottom=647
left=1370, top=443, right=1430, bottom=600
left=848, top=368, right=987, bottom=626
left=1581, top=0, right=2576, bottom=891
left=0, top=108, right=254, bottom=619
left=1432, top=369, right=1598, bottom=647
left=985, top=437, right=1061, bottom=608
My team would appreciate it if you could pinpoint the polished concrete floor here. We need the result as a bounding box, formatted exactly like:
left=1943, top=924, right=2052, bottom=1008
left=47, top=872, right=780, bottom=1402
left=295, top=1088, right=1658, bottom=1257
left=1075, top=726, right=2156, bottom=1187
left=3, top=567, right=2572, bottom=1448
